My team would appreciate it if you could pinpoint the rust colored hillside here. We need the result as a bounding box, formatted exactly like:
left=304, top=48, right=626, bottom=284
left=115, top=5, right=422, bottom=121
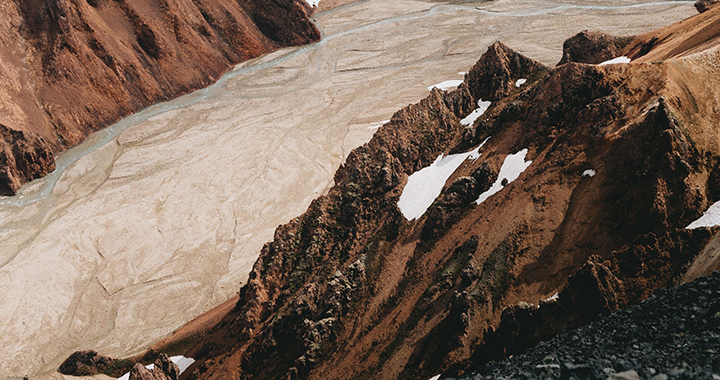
left=0, top=0, right=319, bottom=195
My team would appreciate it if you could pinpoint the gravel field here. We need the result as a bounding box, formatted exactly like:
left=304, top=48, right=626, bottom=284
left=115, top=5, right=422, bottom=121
left=460, top=272, right=720, bottom=380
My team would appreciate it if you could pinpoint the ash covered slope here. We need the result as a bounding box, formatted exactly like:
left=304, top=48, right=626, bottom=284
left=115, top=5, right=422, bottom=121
left=183, top=8, right=720, bottom=380
left=463, top=271, right=720, bottom=380
left=0, top=0, right=319, bottom=195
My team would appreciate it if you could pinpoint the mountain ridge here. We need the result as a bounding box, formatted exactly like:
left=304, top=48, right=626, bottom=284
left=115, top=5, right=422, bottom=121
left=171, top=6, right=720, bottom=379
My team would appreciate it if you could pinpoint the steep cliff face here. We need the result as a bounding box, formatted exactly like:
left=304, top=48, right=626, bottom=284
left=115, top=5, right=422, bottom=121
left=0, top=0, right=319, bottom=195
left=176, top=7, right=720, bottom=380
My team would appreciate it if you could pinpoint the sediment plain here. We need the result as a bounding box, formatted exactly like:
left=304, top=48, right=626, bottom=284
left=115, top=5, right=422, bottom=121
left=0, top=0, right=697, bottom=378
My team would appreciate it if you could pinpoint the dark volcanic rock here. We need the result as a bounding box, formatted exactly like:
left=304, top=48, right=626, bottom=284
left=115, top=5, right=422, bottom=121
left=558, top=31, right=633, bottom=65
left=58, top=350, right=117, bottom=376
left=461, top=256, right=624, bottom=371
left=695, top=0, right=720, bottom=13
left=460, top=272, right=720, bottom=380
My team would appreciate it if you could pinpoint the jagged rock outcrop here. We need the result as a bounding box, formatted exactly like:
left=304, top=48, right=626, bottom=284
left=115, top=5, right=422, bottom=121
left=0, top=123, right=55, bottom=195
left=465, top=41, right=548, bottom=102
left=0, top=0, right=319, bottom=195
left=696, top=0, right=720, bottom=13
left=58, top=350, right=119, bottom=377
left=177, top=7, right=720, bottom=380
left=557, top=31, right=633, bottom=65
left=129, top=354, right=180, bottom=380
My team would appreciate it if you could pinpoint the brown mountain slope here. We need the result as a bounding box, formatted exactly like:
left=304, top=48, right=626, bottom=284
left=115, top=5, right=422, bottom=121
left=0, top=0, right=319, bottom=195
left=175, top=9, right=720, bottom=380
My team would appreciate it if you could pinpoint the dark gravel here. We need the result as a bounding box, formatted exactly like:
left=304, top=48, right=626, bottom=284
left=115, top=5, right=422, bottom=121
left=457, top=272, right=720, bottom=380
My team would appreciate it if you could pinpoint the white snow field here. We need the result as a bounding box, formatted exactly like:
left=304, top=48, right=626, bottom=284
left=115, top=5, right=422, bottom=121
left=475, top=149, right=532, bottom=205
left=398, top=140, right=489, bottom=220
left=582, top=169, right=597, bottom=177
left=515, top=78, right=527, bottom=87
left=687, top=201, right=720, bottom=229
left=427, top=79, right=464, bottom=91
left=117, top=356, right=195, bottom=380
left=599, top=56, right=631, bottom=65
left=461, top=100, right=492, bottom=126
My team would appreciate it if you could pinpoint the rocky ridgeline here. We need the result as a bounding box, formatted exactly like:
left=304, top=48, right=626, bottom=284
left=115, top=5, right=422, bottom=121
left=0, top=0, right=319, bottom=195
left=459, top=271, right=720, bottom=380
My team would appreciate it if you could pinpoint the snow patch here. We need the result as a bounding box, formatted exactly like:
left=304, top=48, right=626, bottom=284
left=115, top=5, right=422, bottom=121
left=515, top=78, right=527, bottom=87
left=582, top=169, right=596, bottom=177
left=117, top=356, right=196, bottom=380
left=461, top=100, right=492, bottom=126
left=367, top=120, right=391, bottom=130
left=544, top=292, right=559, bottom=302
left=475, top=149, right=532, bottom=205
left=305, top=0, right=320, bottom=7
left=598, top=56, right=631, bottom=66
left=427, top=80, right=463, bottom=91
left=429, top=376, right=442, bottom=380
left=398, top=139, right=489, bottom=220
left=686, top=201, right=720, bottom=229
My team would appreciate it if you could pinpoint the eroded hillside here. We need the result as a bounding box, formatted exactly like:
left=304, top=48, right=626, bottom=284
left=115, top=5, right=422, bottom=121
left=0, top=0, right=319, bottom=194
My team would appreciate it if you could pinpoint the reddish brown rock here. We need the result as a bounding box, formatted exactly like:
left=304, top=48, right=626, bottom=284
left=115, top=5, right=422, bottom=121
left=465, top=41, right=548, bottom=102
left=0, top=123, right=55, bottom=195
left=0, top=0, right=319, bottom=195
left=557, top=30, right=633, bottom=65
left=58, top=350, right=118, bottom=377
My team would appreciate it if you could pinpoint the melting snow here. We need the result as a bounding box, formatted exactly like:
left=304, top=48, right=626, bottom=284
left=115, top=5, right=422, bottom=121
left=475, top=149, right=532, bottom=205
left=686, top=201, right=720, bottom=229
left=368, top=120, right=391, bottom=130
left=305, top=0, right=320, bottom=6
left=598, top=56, right=631, bottom=66
left=544, top=292, right=559, bottom=302
left=116, top=356, right=196, bottom=380
left=515, top=78, right=527, bottom=87
left=461, top=100, right=492, bottom=126
left=398, top=139, right=489, bottom=220
left=427, top=80, right=463, bottom=91
left=582, top=169, right=596, bottom=177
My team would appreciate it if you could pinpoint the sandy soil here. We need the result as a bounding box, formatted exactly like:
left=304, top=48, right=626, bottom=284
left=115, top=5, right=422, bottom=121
left=0, top=0, right=696, bottom=378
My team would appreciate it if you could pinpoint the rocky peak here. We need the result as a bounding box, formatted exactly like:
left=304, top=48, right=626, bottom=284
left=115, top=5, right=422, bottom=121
left=558, top=30, right=633, bottom=65
left=465, top=41, right=548, bottom=102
